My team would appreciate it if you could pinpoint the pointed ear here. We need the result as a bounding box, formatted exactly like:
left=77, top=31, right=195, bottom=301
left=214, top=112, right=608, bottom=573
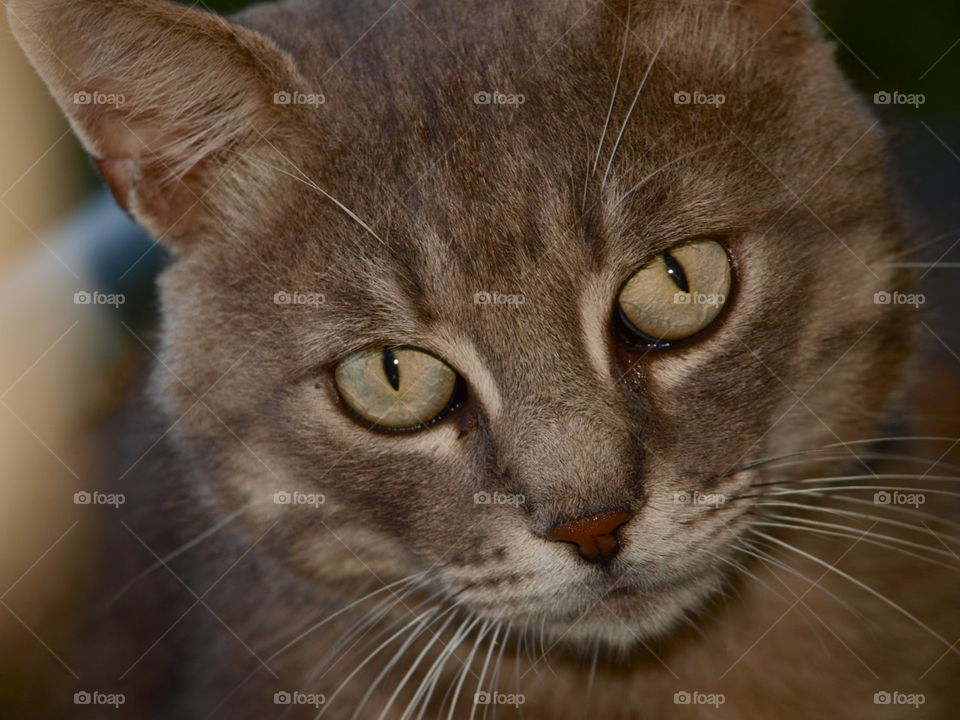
left=7, top=0, right=307, bottom=243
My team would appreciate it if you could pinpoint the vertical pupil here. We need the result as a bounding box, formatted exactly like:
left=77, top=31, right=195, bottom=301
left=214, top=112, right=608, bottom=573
left=662, top=251, right=689, bottom=293
left=382, top=347, right=401, bottom=391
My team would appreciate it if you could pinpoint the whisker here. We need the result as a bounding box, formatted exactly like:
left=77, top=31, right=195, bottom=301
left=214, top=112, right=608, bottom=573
left=601, top=4, right=683, bottom=190
left=432, top=616, right=493, bottom=720
left=265, top=571, right=429, bottom=661
left=538, top=614, right=556, bottom=677
left=487, top=624, right=510, bottom=720
left=734, top=485, right=960, bottom=502
left=750, top=530, right=960, bottom=657
left=371, top=610, right=461, bottom=720
left=613, top=141, right=730, bottom=208
left=733, top=537, right=864, bottom=620
left=752, top=500, right=960, bottom=546
left=592, top=0, right=632, bottom=175
left=317, top=604, right=452, bottom=718
left=349, top=600, right=454, bottom=720
left=108, top=504, right=249, bottom=607
left=732, top=540, right=871, bottom=662
left=468, top=622, right=503, bottom=720
left=701, top=547, right=790, bottom=605
left=749, top=514, right=960, bottom=570
left=754, top=473, right=960, bottom=489
left=305, top=584, right=451, bottom=692
left=881, top=225, right=960, bottom=262
left=734, top=437, right=960, bottom=476
left=757, top=452, right=960, bottom=475
left=444, top=618, right=492, bottom=720
left=584, top=640, right=600, bottom=716
left=254, top=154, right=387, bottom=248
left=813, top=493, right=960, bottom=531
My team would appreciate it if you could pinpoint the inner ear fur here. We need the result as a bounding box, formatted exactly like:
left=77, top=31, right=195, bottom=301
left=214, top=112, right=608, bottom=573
left=8, top=0, right=311, bottom=242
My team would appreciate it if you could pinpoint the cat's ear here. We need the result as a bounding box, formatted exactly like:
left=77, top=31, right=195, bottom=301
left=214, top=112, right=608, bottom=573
left=7, top=0, right=306, bottom=242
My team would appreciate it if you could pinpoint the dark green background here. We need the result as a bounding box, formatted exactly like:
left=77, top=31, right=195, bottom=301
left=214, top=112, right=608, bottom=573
left=200, top=0, right=960, bottom=110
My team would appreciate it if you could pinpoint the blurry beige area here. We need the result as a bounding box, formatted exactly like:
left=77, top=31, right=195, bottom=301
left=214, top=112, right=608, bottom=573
left=1, top=18, right=106, bottom=709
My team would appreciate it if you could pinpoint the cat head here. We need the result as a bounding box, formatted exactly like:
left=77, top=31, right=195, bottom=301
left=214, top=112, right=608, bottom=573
left=10, top=0, right=915, bottom=649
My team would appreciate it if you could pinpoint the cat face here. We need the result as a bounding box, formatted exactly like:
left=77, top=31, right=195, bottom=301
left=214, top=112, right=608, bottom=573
left=11, top=0, right=914, bottom=649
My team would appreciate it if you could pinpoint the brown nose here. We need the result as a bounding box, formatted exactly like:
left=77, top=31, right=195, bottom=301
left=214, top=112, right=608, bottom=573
left=547, top=510, right=633, bottom=563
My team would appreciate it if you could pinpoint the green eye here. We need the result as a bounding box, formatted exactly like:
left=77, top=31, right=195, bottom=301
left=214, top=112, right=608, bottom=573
left=334, top=346, right=460, bottom=430
left=617, top=239, right=731, bottom=344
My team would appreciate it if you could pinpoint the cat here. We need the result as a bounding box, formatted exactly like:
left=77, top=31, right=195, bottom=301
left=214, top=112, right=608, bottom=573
left=8, top=0, right=960, bottom=717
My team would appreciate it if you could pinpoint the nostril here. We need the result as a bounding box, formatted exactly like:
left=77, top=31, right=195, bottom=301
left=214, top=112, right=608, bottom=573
left=547, top=510, right=633, bottom=563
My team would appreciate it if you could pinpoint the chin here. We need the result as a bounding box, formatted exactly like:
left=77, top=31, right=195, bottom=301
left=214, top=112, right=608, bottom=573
left=486, top=570, right=728, bottom=655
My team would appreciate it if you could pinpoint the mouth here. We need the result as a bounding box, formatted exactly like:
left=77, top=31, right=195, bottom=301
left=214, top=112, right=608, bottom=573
left=601, top=570, right=705, bottom=600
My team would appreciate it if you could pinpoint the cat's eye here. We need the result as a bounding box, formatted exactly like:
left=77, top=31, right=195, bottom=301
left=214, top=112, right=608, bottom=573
left=617, top=239, right=731, bottom=345
left=334, top=346, right=461, bottom=430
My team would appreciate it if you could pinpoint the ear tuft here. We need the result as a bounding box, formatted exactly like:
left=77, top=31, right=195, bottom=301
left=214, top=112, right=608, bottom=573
left=7, top=0, right=309, bottom=242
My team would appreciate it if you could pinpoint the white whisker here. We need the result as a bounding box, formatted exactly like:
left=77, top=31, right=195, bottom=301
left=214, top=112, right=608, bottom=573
left=750, top=515, right=960, bottom=570
left=601, top=4, right=683, bottom=190
left=751, top=530, right=960, bottom=657
left=592, top=0, right=632, bottom=175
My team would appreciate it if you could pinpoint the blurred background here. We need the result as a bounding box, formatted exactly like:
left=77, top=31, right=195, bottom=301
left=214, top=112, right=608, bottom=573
left=0, top=0, right=958, bottom=711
